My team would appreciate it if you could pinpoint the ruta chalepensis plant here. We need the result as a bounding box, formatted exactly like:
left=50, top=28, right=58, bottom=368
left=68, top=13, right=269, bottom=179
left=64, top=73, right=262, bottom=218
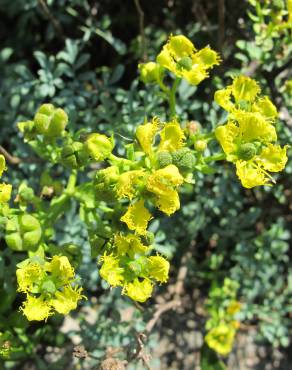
left=0, top=35, right=288, bottom=360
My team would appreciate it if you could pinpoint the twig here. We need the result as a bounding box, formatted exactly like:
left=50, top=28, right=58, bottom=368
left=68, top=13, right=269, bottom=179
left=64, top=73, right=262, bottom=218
left=0, top=146, right=41, bottom=164
left=134, top=0, right=147, bottom=61
left=146, top=299, right=181, bottom=333
left=38, top=0, right=65, bottom=41
left=129, top=333, right=151, bottom=370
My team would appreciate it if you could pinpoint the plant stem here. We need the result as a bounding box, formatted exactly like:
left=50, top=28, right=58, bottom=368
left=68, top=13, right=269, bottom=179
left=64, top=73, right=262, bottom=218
left=168, top=77, right=180, bottom=118
left=204, top=153, right=226, bottom=162
left=65, top=169, right=77, bottom=195
left=46, top=170, right=77, bottom=225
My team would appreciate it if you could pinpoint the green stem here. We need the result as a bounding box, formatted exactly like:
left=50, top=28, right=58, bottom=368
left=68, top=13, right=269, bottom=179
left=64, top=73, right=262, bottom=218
left=46, top=170, right=77, bottom=225
left=168, top=77, right=180, bottom=118
left=204, top=153, right=226, bottom=162
left=65, top=169, right=77, bottom=195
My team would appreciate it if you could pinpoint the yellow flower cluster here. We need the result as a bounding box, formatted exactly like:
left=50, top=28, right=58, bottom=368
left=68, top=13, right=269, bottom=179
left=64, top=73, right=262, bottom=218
left=96, top=118, right=192, bottom=302
left=17, top=256, right=84, bottom=321
left=99, top=234, right=169, bottom=302
left=139, top=35, right=220, bottom=86
left=205, top=279, right=241, bottom=356
left=205, top=322, right=238, bottom=356
left=0, top=155, right=12, bottom=204
left=214, top=76, right=288, bottom=188
left=118, top=119, right=186, bottom=236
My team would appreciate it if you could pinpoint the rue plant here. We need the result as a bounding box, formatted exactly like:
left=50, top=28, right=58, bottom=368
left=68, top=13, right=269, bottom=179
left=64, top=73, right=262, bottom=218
left=0, top=35, right=288, bottom=359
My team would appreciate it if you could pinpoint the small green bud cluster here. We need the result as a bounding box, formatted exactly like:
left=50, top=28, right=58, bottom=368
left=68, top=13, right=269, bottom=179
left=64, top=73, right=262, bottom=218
left=171, top=148, right=196, bottom=171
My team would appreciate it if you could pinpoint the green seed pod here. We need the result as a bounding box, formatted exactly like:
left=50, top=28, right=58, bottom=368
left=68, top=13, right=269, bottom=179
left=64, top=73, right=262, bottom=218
left=61, top=142, right=88, bottom=169
left=34, top=113, right=51, bottom=134
left=5, top=214, right=42, bottom=252
left=46, top=108, right=68, bottom=137
left=172, top=148, right=196, bottom=171
left=157, top=151, right=173, bottom=168
left=138, top=62, right=161, bottom=84
left=17, top=120, right=35, bottom=136
left=177, top=56, right=193, bottom=71
left=84, top=133, right=114, bottom=161
left=5, top=232, right=23, bottom=251
left=237, top=143, right=257, bottom=161
left=41, top=280, right=56, bottom=294
left=95, top=182, right=117, bottom=202
left=38, top=103, right=55, bottom=116
left=18, top=183, right=35, bottom=202
left=127, top=260, right=143, bottom=275
left=141, top=231, right=155, bottom=246
left=34, top=104, right=68, bottom=137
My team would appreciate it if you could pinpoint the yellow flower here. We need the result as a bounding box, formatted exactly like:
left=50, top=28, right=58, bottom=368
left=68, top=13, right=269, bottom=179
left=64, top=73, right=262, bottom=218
left=51, top=285, right=84, bottom=315
left=158, top=120, right=185, bottom=152
left=0, top=183, right=12, bottom=203
left=256, top=144, right=288, bottom=172
left=123, top=278, right=153, bottom=302
left=0, top=155, right=6, bottom=178
left=120, top=200, right=152, bottom=235
left=147, top=164, right=184, bottom=196
left=148, top=255, right=170, bottom=283
left=214, top=87, right=235, bottom=112
left=252, top=96, right=278, bottom=120
left=136, top=117, right=159, bottom=155
left=233, top=112, right=277, bottom=143
left=48, top=256, right=75, bottom=285
left=155, top=188, right=180, bottom=215
left=157, top=35, right=220, bottom=85
left=214, top=76, right=279, bottom=124
left=232, top=75, right=261, bottom=103
left=227, top=301, right=241, bottom=315
left=205, top=323, right=236, bottom=356
left=214, top=121, right=239, bottom=158
left=99, top=254, right=125, bottom=287
left=116, top=170, right=145, bottom=200
left=235, top=161, right=268, bottom=188
left=21, top=295, right=52, bottom=321
left=114, top=234, right=149, bottom=257
left=16, top=262, right=45, bottom=293
left=215, top=112, right=287, bottom=188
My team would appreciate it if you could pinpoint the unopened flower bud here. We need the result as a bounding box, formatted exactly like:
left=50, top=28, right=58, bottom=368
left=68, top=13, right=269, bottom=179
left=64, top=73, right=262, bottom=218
left=186, top=120, right=201, bottom=135
left=194, top=139, right=207, bottom=152
left=84, top=133, right=114, bottom=162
